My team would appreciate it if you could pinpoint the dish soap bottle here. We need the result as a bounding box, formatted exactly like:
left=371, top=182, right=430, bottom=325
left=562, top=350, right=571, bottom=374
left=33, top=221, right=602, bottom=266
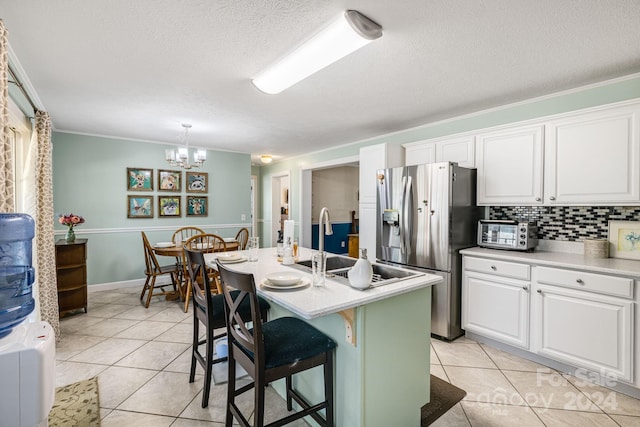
left=282, top=237, right=295, bottom=265
left=348, top=248, right=373, bottom=289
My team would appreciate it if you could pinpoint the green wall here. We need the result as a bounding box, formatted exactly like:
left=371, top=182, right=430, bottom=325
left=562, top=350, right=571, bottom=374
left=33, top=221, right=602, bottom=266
left=52, top=132, right=252, bottom=286
left=257, top=75, right=640, bottom=244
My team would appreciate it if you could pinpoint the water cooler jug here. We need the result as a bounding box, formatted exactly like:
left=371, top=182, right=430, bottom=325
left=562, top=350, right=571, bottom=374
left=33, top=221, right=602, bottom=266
left=0, top=213, right=55, bottom=427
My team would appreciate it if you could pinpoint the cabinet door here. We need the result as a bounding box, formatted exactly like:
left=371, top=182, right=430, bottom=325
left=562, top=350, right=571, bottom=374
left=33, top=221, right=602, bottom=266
left=436, top=136, right=475, bottom=168
left=544, top=105, right=640, bottom=204
left=359, top=144, right=404, bottom=204
left=462, top=271, right=530, bottom=348
left=404, top=143, right=435, bottom=166
left=476, top=125, right=544, bottom=205
left=359, top=203, right=377, bottom=262
left=533, top=285, right=634, bottom=382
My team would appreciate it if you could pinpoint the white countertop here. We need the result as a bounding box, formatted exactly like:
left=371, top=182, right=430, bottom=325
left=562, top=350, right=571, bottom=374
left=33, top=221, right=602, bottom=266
left=205, top=247, right=441, bottom=319
left=461, top=247, right=640, bottom=277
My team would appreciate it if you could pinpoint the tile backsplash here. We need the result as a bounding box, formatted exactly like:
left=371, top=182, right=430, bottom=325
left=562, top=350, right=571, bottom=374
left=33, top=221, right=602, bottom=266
left=489, top=206, right=640, bottom=241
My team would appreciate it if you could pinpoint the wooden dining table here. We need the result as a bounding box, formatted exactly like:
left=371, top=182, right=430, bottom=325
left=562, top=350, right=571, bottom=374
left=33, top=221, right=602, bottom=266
left=152, top=240, right=240, bottom=311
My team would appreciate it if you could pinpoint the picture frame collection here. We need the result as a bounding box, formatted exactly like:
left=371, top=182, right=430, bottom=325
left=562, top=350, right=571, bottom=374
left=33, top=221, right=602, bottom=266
left=126, top=167, right=208, bottom=218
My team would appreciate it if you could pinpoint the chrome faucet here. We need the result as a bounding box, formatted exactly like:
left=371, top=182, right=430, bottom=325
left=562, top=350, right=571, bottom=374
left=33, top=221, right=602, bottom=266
left=318, top=207, right=333, bottom=255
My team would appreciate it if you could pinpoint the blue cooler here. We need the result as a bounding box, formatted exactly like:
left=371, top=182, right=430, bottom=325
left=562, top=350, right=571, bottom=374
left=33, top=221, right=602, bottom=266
left=0, top=213, right=36, bottom=338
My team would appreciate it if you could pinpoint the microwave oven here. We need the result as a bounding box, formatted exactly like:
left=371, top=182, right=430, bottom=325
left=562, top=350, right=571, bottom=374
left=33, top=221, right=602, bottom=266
left=477, top=220, right=538, bottom=251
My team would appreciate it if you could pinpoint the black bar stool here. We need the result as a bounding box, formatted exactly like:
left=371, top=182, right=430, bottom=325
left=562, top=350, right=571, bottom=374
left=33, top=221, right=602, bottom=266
left=184, top=248, right=270, bottom=408
left=216, top=259, right=336, bottom=427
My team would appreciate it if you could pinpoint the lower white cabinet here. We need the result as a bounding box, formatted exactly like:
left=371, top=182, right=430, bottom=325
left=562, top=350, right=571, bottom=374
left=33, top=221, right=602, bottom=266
left=533, top=267, right=635, bottom=383
left=463, top=271, right=530, bottom=348
left=462, top=257, right=530, bottom=348
left=462, top=254, right=637, bottom=385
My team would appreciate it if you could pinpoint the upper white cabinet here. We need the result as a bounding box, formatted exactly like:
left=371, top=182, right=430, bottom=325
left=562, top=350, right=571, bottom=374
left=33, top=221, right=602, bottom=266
left=476, top=125, right=544, bottom=205
left=476, top=101, right=640, bottom=206
left=544, top=104, right=640, bottom=205
left=359, top=143, right=404, bottom=204
left=404, top=136, right=474, bottom=168
left=436, top=136, right=475, bottom=168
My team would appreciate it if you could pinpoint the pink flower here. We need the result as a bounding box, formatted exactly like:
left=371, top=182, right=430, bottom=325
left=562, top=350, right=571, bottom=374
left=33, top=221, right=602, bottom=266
left=58, top=213, right=85, bottom=228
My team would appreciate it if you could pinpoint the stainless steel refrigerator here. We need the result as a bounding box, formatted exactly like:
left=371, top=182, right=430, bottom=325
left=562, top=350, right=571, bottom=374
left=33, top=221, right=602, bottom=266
left=376, top=162, right=480, bottom=340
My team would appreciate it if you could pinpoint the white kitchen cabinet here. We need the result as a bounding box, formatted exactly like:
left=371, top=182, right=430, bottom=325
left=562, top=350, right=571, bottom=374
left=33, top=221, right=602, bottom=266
left=403, top=135, right=475, bottom=168
left=359, top=143, right=403, bottom=259
left=544, top=104, right=640, bottom=205
left=533, top=266, right=635, bottom=383
left=436, top=136, right=475, bottom=168
left=358, top=203, right=377, bottom=260
left=404, top=142, right=435, bottom=166
left=476, top=124, right=544, bottom=205
left=462, top=256, right=530, bottom=348
left=359, top=143, right=404, bottom=204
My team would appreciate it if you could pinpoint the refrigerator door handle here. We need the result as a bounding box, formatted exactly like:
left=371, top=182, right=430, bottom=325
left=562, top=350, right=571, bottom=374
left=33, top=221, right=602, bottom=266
left=402, top=175, right=413, bottom=256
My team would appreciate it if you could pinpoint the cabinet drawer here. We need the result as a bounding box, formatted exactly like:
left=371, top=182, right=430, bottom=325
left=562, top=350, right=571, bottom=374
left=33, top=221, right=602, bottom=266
left=536, top=266, right=633, bottom=299
left=55, top=244, right=86, bottom=266
left=464, top=256, right=530, bottom=280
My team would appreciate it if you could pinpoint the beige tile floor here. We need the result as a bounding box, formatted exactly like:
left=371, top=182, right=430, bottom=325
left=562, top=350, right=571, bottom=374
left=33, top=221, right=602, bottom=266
left=56, top=287, right=640, bottom=426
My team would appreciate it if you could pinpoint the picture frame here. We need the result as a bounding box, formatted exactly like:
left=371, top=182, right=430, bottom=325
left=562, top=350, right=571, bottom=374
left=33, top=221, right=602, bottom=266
left=127, top=167, right=153, bottom=191
left=186, top=172, right=208, bottom=193
left=186, top=196, right=208, bottom=217
left=158, top=169, right=181, bottom=192
left=159, top=196, right=181, bottom=217
left=608, top=220, right=640, bottom=260
left=127, top=195, right=153, bottom=218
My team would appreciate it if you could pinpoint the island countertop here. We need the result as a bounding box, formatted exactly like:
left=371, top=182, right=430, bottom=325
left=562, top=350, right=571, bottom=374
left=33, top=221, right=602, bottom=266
left=205, top=246, right=441, bottom=320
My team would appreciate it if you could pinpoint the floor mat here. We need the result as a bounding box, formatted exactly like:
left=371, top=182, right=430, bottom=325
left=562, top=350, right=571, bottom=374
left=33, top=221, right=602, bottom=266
left=421, top=374, right=466, bottom=426
left=49, top=376, right=101, bottom=427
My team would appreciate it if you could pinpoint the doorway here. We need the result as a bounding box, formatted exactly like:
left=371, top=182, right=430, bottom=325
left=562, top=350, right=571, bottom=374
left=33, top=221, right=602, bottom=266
left=271, top=172, right=290, bottom=247
left=299, top=155, right=359, bottom=248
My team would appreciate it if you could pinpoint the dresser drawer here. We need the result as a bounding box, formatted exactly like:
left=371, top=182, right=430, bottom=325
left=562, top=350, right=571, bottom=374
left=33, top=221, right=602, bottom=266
left=536, top=266, right=633, bottom=299
left=464, top=256, right=530, bottom=280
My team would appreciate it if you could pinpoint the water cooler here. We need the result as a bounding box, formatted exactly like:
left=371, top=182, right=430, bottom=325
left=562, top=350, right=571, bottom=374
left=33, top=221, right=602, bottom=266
left=0, top=213, right=55, bottom=427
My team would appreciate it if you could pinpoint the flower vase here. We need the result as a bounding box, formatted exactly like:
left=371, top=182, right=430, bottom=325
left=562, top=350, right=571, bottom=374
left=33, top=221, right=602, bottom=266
left=65, top=227, right=75, bottom=243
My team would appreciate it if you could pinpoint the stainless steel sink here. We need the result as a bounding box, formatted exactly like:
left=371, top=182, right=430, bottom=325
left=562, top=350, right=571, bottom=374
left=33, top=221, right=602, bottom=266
left=290, top=256, right=423, bottom=289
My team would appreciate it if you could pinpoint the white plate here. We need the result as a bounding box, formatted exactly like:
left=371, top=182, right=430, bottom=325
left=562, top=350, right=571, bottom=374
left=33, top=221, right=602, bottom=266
left=218, top=256, right=247, bottom=264
left=155, top=242, right=175, bottom=248
left=265, top=272, right=303, bottom=286
left=218, top=252, right=242, bottom=262
left=261, top=277, right=310, bottom=291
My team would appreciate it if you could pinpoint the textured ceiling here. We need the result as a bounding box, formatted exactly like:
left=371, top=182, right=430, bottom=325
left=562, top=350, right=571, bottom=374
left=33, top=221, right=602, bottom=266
left=2, top=0, right=640, bottom=164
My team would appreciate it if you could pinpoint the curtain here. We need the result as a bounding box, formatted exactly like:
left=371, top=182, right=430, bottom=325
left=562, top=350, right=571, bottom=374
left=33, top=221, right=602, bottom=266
left=35, top=111, right=59, bottom=338
left=0, top=20, right=14, bottom=212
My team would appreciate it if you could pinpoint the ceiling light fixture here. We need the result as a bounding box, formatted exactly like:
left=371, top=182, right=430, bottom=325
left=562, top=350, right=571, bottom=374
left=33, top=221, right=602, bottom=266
left=252, top=10, right=382, bottom=95
left=165, top=124, right=207, bottom=169
left=260, top=155, right=273, bottom=164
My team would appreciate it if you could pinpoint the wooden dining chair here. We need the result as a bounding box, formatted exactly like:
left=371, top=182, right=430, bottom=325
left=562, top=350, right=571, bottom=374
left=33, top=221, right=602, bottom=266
left=185, top=248, right=270, bottom=408
left=235, top=227, right=249, bottom=250
left=181, top=233, right=227, bottom=312
left=172, top=226, right=205, bottom=245
left=169, top=226, right=205, bottom=301
left=216, top=260, right=336, bottom=427
left=140, top=231, right=180, bottom=308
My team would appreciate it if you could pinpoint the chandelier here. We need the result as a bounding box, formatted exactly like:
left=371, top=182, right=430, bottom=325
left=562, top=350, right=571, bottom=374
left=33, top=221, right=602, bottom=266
left=165, top=124, right=207, bottom=169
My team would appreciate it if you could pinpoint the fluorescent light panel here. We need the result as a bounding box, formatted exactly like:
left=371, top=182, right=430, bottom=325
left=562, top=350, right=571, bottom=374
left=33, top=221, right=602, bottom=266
left=252, top=10, right=382, bottom=94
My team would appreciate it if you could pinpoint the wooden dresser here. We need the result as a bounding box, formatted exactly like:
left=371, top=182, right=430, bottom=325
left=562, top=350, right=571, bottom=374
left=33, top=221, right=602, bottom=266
left=55, top=239, right=88, bottom=315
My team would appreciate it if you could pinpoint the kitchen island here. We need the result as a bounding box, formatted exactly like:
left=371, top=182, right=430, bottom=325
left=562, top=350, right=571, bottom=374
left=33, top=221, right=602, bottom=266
left=205, top=247, right=442, bottom=427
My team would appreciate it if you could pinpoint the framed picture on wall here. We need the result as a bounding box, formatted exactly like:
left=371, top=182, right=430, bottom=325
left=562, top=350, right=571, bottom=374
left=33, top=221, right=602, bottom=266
left=158, top=169, right=181, bottom=192
left=186, top=196, right=208, bottom=217
left=186, top=172, right=208, bottom=193
left=159, top=196, right=181, bottom=217
left=127, top=195, right=153, bottom=218
left=608, top=220, right=640, bottom=260
left=127, top=167, right=153, bottom=191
